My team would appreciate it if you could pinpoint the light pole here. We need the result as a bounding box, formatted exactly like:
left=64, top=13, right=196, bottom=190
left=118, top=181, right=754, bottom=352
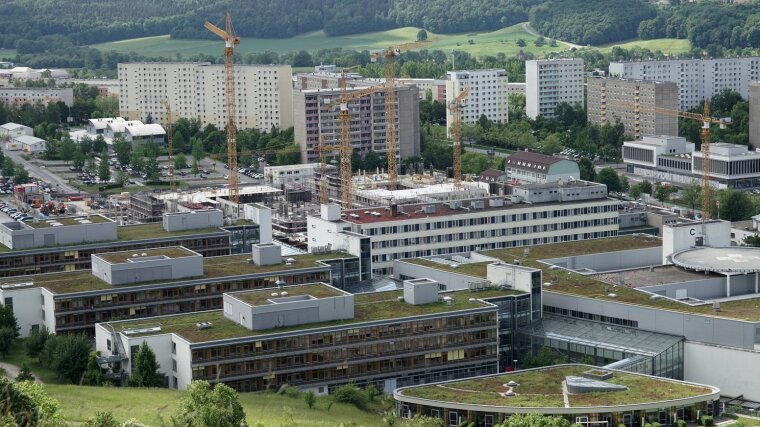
left=513, top=359, right=518, bottom=371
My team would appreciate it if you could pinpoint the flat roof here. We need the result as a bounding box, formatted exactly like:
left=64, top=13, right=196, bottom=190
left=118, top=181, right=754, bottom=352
left=671, top=247, right=760, bottom=274
left=24, top=215, right=111, bottom=229
left=0, top=252, right=353, bottom=295
left=105, top=287, right=521, bottom=343
left=95, top=246, right=198, bottom=264
left=591, top=265, right=720, bottom=288
left=396, top=365, right=718, bottom=410
left=231, top=283, right=344, bottom=306
left=341, top=197, right=615, bottom=225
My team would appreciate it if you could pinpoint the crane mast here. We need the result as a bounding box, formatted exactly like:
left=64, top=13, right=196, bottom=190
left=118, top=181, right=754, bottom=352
left=160, top=99, right=175, bottom=192
left=448, top=88, right=469, bottom=190
left=205, top=13, right=240, bottom=205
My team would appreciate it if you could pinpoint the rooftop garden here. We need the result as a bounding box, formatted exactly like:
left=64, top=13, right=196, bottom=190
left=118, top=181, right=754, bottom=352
left=400, top=365, right=715, bottom=408
left=26, top=215, right=111, bottom=228
left=3, top=252, right=355, bottom=294
left=106, top=287, right=516, bottom=343
left=233, top=283, right=344, bottom=306
left=115, top=223, right=226, bottom=241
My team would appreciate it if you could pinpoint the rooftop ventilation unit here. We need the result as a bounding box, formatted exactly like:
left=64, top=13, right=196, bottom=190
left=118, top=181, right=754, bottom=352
left=449, top=200, right=462, bottom=209
left=280, top=291, right=289, bottom=297
left=196, top=321, right=213, bottom=330
left=0, top=282, right=34, bottom=290
left=470, top=200, right=485, bottom=210
left=422, top=205, right=436, bottom=214
left=443, top=296, right=453, bottom=306
left=489, top=198, right=505, bottom=207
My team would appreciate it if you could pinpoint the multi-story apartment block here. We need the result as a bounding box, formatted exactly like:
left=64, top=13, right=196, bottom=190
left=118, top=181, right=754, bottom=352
left=96, top=280, right=527, bottom=391
left=397, top=78, right=447, bottom=102
left=118, top=62, right=293, bottom=131
left=294, top=68, right=364, bottom=90
left=0, top=88, right=73, bottom=107
left=609, top=57, right=760, bottom=110
left=587, top=77, right=678, bottom=138
left=294, top=84, right=420, bottom=164
left=0, top=244, right=361, bottom=337
left=749, top=82, right=760, bottom=150
left=526, top=58, right=585, bottom=119
left=308, top=180, right=619, bottom=276
left=446, top=70, right=508, bottom=135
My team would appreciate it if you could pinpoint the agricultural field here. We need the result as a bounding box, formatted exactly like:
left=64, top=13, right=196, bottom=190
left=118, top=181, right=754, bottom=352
left=596, top=38, right=693, bottom=55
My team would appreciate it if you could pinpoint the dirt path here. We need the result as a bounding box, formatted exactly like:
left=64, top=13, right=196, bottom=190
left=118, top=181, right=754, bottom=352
left=0, top=360, right=44, bottom=383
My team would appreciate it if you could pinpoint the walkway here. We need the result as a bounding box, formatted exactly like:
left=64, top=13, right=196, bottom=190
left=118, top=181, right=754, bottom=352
left=520, top=22, right=584, bottom=50
left=0, top=360, right=43, bottom=383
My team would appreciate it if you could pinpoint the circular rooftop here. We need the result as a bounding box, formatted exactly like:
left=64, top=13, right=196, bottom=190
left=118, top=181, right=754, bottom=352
left=671, top=246, right=760, bottom=274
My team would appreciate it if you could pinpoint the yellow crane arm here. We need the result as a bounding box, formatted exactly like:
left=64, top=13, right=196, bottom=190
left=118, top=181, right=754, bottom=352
left=324, top=83, right=388, bottom=109
left=451, top=87, right=469, bottom=105
left=370, top=39, right=432, bottom=60
left=204, top=21, right=229, bottom=41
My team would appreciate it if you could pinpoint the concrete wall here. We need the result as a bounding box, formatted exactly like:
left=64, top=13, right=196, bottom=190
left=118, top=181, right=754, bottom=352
left=162, top=210, right=223, bottom=232
left=251, top=244, right=281, bottom=266
left=244, top=204, right=272, bottom=244
left=750, top=82, right=760, bottom=150
left=224, top=291, right=355, bottom=331
left=92, top=253, right=203, bottom=285
left=663, top=222, right=732, bottom=263
left=393, top=260, right=486, bottom=291
left=486, top=263, right=538, bottom=293
left=0, top=286, right=43, bottom=336
left=544, top=291, right=759, bottom=350
left=41, top=289, right=56, bottom=333
left=403, top=279, right=439, bottom=305
left=173, top=337, right=193, bottom=389
left=685, top=341, right=760, bottom=402
left=542, top=246, right=663, bottom=273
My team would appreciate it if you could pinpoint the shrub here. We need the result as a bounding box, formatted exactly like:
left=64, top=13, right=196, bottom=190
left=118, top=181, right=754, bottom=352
left=25, top=326, right=49, bottom=358
left=85, top=411, right=119, bottom=427
left=284, top=386, right=301, bottom=399
left=304, top=390, right=316, bottom=409
left=700, top=416, right=713, bottom=426
left=366, top=384, right=378, bottom=401
left=332, top=383, right=369, bottom=410
left=676, top=420, right=686, bottom=427
left=15, top=364, right=34, bottom=382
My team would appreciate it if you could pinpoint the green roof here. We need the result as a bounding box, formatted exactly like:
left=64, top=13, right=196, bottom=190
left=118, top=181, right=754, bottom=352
left=404, top=236, right=760, bottom=321
left=398, top=365, right=715, bottom=408
left=105, top=287, right=518, bottom=343
left=2, top=252, right=354, bottom=295
left=115, top=223, right=226, bottom=241
left=232, top=283, right=344, bottom=306
left=95, top=246, right=198, bottom=264
left=25, top=215, right=111, bottom=228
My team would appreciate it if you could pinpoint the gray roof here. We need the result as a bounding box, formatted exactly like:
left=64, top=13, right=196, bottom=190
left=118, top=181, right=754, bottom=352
left=506, top=152, right=567, bottom=173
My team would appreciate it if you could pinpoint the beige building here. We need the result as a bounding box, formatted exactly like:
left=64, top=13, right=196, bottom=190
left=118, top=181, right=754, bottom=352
left=446, top=69, right=509, bottom=135
left=0, top=88, right=73, bottom=107
left=587, top=77, right=678, bottom=139
left=294, top=84, right=420, bottom=164
left=118, top=62, right=293, bottom=131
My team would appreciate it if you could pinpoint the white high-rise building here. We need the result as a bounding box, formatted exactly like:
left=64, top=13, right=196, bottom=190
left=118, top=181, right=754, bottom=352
left=525, top=58, right=585, bottom=119
left=446, top=69, right=508, bottom=135
left=609, top=57, right=760, bottom=110
left=118, top=62, right=293, bottom=131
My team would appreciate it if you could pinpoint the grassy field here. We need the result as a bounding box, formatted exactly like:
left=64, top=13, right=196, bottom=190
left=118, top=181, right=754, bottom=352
left=94, top=23, right=693, bottom=60
left=93, top=24, right=565, bottom=58
left=0, top=49, right=16, bottom=60
left=596, top=38, right=693, bottom=55
left=44, top=384, right=387, bottom=426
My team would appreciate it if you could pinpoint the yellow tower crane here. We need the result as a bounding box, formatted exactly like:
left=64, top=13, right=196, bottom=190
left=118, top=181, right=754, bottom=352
left=323, top=78, right=388, bottom=208
left=609, top=98, right=730, bottom=219
left=448, top=88, right=469, bottom=190
left=204, top=13, right=241, bottom=205
left=317, top=132, right=332, bottom=205
left=370, top=40, right=431, bottom=189
left=160, top=99, right=175, bottom=192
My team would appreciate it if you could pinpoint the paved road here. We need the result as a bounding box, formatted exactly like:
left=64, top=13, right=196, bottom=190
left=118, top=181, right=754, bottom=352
left=0, top=361, right=43, bottom=383
left=520, top=22, right=583, bottom=49
left=4, top=151, right=78, bottom=194
left=464, top=145, right=511, bottom=158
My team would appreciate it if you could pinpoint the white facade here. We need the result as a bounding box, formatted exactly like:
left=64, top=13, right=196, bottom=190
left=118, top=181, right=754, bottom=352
left=610, top=57, right=760, bottom=110
left=6, top=135, right=46, bottom=153
left=0, top=123, right=32, bottom=139
left=118, top=62, right=293, bottom=132
left=264, top=163, right=322, bottom=187
left=0, top=87, right=73, bottom=107
left=685, top=341, right=760, bottom=402
left=446, top=69, right=509, bottom=135
left=526, top=58, right=584, bottom=119
left=398, top=78, right=447, bottom=102
left=507, top=82, right=526, bottom=95
left=622, top=136, right=695, bottom=169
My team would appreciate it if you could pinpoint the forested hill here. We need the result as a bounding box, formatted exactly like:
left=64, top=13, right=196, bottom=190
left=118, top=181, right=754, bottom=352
left=0, top=0, right=539, bottom=48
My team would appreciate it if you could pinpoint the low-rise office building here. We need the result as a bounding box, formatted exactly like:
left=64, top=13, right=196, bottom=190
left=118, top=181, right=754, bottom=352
left=4, top=135, right=46, bottom=153
left=0, top=123, right=32, bottom=139
left=0, top=214, right=116, bottom=250
left=503, top=151, right=580, bottom=185
left=309, top=181, right=618, bottom=275
left=1, top=245, right=360, bottom=337
left=96, top=280, right=528, bottom=391
left=0, top=87, right=73, bottom=107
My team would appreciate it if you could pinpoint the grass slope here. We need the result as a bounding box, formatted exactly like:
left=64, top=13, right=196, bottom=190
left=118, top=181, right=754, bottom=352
left=45, top=384, right=386, bottom=427
left=94, top=24, right=693, bottom=59
left=93, top=24, right=562, bottom=58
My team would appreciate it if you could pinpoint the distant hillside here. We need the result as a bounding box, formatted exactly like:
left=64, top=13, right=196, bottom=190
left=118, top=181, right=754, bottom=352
left=0, top=0, right=540, bottom=48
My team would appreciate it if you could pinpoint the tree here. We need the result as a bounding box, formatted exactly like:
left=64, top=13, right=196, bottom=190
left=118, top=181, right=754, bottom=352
left=654, top=183, right=673, bottom=205
left=115, top=171, right=129, bottom=187
left=304, top=390, right=316, bottom=409
left=25, top=326, right=49, bottom=358
left=83, top=352, right=105, bottom=386
left=171, top=380, right=248, bottom=427
left=98, top=150, right=111, bottom=182
left=718, top=190, right=754, bottom=221
left=680, top=182, right=701, bottom=211
left=113, top=137, right=132, bottom=166
left=93, top=135, right=107, bottom=154
left=629, top=184, right=642, bottom=200
left=516, top=38, right=526, bottom=47
left=291, top=50, right=313, bottom=67
left=541, top=133, right=563, bottom=155
left=59, top=137, right=76, bottom=163
left=743, top=235, right=760, bottom=247
left=16, top=364, right=34, bottom=382
left=0, top=327, right=15, bottom=357
left=128, top=342, right=165, bottom=388
left=13, top=163, right=30, bottom=184
left=85, top=411, right=119, bottom=427
left=577, top=158, right=595, bottom=181
left=1, top=158, right=14, bottom=177
left=85, top=157, right=97, bottom=175
left=363, top=150, right=381, bottom=171
left=596, top=167, right=621, bottom=192
left=399, top=416, right=444, bottom=427
left=94, top=95, right=119, bottom=118
left=0, top=304, right=19, bottom=338
left=191, top=158, right=199, bottom=176
left=73, top=149, right=86, bottom=170
left=143, top=155, right=160, bottom=182
left=41, top=334, right=90, bottom=384
left=129, top=149, right=145, bottom=173
left=15, top=380, right=63, bottom=425
left=416, top=29, right=428, bottom=42
left=191, top=138, right=204, bottom=163
left=174, top=153, right=187, bottom=170
left=0, top=376, right=40, bottom=426
left=638, top=180, right=653, bottom=195
left=500, top=413, right=571, bottom=427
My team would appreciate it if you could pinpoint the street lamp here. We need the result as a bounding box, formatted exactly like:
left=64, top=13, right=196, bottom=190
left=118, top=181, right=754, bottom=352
left=513, top=359, right=518, bottom=370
